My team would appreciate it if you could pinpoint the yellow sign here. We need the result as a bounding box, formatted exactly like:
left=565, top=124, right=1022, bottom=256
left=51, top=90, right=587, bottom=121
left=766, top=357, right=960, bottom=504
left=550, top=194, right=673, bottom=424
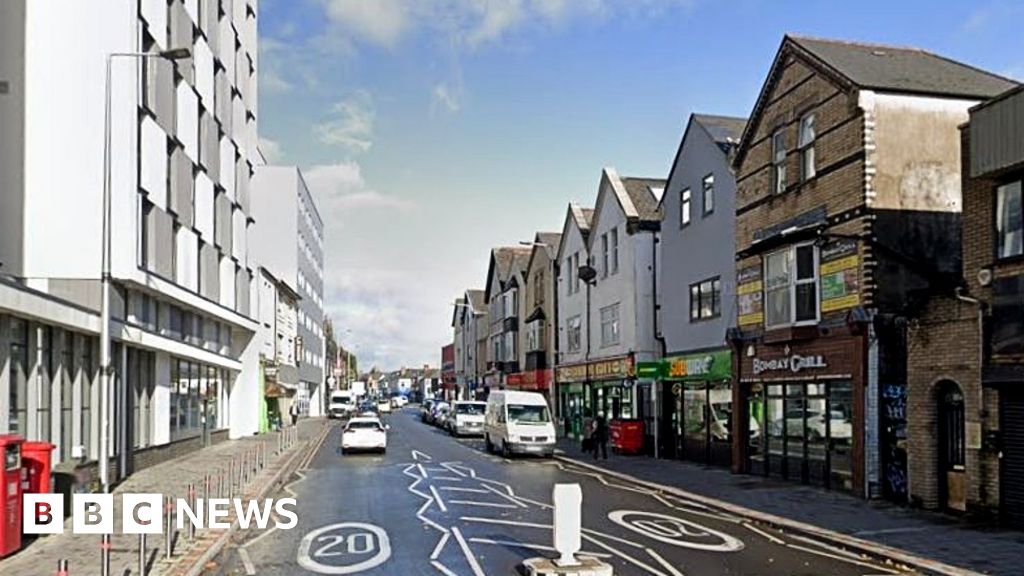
left=820, top=255, right=858, bottom=276
left=556, top=364, right=588, bottom=383
left=738, top=312, right=764, bottom=326
left=737, top=280, right=762, bottom=295
left=821, top=293, right=861, bottom=313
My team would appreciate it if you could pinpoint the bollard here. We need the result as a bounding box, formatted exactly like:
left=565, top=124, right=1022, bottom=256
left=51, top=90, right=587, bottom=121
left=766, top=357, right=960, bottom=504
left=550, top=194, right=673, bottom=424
left=164, top=496, right=174, bottom=560
left=203, top=473, right=210, bottom=502
left=101, top=533, right=111, bottom=576
left=139, top=533, right=147, bottom=576
left=187, top=483, right=196, bottom=541
left=56, top=559, right=69, bottom=576
left=552, top=484, right=583, bottom=567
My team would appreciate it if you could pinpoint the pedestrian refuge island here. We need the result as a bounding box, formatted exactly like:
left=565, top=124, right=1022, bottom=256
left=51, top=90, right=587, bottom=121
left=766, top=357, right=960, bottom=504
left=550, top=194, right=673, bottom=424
left=520, top=483, right=613, bottom=576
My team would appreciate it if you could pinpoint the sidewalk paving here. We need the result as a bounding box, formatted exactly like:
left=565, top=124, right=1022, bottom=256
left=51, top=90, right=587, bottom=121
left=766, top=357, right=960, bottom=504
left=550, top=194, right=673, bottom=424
left=0, top=418, right=326, bottom=576
left=556, top=438, right=1024, bottom=576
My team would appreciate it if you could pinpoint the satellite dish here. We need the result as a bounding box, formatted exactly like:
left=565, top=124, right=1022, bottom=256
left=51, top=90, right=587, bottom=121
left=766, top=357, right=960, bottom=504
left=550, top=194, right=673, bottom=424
left=578, top=265, right=597, bottom=284
left=977, top=268, right=992, bottom=287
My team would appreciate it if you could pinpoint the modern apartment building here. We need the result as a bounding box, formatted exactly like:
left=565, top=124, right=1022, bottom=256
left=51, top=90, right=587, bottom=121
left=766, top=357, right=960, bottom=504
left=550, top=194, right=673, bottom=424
left=0, top=0, right=289, bottom=490
left=251, top=166, right=326, bottom=418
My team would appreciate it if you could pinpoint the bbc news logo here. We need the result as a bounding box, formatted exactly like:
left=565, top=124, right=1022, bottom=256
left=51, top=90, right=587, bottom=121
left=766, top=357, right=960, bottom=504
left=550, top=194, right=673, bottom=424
left=23, top=494, right=298, bottom=534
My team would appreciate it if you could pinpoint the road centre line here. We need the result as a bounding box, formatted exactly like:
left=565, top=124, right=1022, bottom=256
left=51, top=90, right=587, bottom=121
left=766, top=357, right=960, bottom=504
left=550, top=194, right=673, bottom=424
left=581, top=533, right=670, bottom=576
left=429, top=485, right=448, bottom=512
left=742, top=522, right=786, bottom=545
left=451, top=527, right=486, bottom=576
left=447, top=500, right=519, bottom=509
left=467, top=537, right=613, bottom=559
left=430, top=532, right=450, bottom=560
left=481, top=483, right=530, bottom=508
left=785, top=543, right=903, bottom=574
left=646, top=548, right=686, bottom=576
left=460, top=516, right=552, bottom=529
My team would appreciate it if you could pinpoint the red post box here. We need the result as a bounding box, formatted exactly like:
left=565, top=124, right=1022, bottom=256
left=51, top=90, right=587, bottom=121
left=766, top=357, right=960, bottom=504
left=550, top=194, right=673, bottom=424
left=0, top=434, right=25, bottom=558
left=21, top=441, right=55, bottom=494
left=610, top=419, right=645, bottom=455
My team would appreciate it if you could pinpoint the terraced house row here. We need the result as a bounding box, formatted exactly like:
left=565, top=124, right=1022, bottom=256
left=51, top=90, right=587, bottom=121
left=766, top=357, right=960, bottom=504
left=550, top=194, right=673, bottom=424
left=0, top=0, right=325, bottom=499
left=447, top=34, right=1024, bottom=527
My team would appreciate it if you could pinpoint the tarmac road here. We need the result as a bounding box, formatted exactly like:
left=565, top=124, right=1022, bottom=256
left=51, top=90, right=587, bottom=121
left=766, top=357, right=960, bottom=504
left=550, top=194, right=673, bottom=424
left=212, top=406, right=914, bottom=576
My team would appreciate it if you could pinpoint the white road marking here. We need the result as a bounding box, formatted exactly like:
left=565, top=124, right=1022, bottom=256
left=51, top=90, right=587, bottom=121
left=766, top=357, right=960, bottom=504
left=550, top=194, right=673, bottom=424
left=477, top=477, right=515, bottom=495
left=417, top=463, right=428, bottom=478
left=481, top=483, right=529, bottom=508
left=431, top=476, right=464, bottom=482
left=580, top=527, right=644, bottom=549
left=438, top=486, right=488, bottom=494
left=460, top=516, right=552, bottom=529
left=439, top=462, right=468, bottom=477
left=447, top=500, right=519, bottom=509
left=742, top=522, right=786, bottom=545
left=451, top=527, right=486, bottom=576
left=785, top=544, right=903, bottom=574
left=412, top=450, right=433, bottom=461
left=430, top=532, right=450, bottom=560
left=581, top=533, right=671, bottom=576
left=429, top=485, right=447, bottom=512
left=238, top=547, right=257, bottom=575
left=785, top=534, right=875, bottom=561
left=646, top=547, right=686, bottom=576
left=430, top=560, right=459, bottom=576
left=507, top=494, right=553, bottom=510
left=852, top=527, right=929, bottom=537
left=467, top=537, right=613, bottom=559
left=296, top=522, right=392, bottom=575
left=608, top=510, right=745, bottom=552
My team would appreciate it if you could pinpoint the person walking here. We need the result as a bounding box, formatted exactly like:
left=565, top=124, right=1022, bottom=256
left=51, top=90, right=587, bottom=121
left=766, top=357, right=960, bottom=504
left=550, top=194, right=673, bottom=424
left=593, top=412, right=609, bottom=460
left=289, top=401, right=299, bottom=427
left=581, top=409, right=594, bottom=455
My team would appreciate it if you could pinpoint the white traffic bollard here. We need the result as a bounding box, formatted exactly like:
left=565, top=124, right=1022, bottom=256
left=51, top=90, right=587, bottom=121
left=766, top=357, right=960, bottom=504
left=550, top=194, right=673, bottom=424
left=552, top=483, right=582, bottom=567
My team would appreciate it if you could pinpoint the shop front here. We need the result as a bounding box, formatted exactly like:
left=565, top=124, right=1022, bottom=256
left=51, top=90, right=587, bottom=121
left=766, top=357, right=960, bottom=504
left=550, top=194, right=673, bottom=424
left=652, top=349, right=733, bottom=466
left=736, top=332, right=864, bottom=494
left=507, top=369, right=553, bottom=404
left=556, top=355, right=636, bottom=440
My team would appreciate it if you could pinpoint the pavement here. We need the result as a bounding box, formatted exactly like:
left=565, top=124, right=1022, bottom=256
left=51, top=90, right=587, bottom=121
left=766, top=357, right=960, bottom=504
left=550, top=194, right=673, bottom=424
left=0, top=418, right=325, bottom=576
left=210, top=406, right=918, bottom=576
left=554, top=437, right=1024, bottom=576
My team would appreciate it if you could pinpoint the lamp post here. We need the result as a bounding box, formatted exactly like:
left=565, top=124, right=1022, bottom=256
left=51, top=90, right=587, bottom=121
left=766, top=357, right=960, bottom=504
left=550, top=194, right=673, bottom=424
left=99, top=48, right=191, bottom=495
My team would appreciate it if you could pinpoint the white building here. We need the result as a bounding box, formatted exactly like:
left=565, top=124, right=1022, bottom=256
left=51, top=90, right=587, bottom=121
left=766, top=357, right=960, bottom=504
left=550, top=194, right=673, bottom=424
left=251, top=166, right=325, bottom=417
left=0, top=0, right=263, bottom=481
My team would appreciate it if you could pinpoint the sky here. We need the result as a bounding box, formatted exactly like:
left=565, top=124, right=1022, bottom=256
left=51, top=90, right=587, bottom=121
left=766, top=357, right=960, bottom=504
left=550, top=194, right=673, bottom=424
left=256, top=0, right=1024, bottom=371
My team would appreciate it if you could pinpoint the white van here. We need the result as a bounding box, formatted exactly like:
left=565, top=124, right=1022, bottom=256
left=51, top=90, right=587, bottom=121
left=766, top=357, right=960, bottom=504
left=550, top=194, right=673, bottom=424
left=484, top=391, right=556, bottom=458
left=449, top=401, right=487, bottom=437
left=329, top=391, right=357, bottom=419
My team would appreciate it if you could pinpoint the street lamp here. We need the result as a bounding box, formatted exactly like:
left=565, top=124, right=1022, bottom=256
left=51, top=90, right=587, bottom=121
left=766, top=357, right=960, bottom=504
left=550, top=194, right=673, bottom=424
left=99, top=47, right=191, bottom=496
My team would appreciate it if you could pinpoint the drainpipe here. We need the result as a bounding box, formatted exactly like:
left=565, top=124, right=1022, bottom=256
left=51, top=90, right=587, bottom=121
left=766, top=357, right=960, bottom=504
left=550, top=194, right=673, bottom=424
left=954, top=287, right=987, bottom=426
left=651, top=232, right=665, bottom=459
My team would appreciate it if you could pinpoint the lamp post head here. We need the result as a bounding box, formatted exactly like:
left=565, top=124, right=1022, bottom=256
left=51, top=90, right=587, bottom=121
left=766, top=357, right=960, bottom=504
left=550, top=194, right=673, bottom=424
left=159, top=47, right=192, bottom=60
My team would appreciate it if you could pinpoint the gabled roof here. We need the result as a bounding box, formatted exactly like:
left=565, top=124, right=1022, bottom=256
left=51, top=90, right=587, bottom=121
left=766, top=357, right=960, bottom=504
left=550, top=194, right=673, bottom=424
left=465, top=289, right=485, bottom=311
left=484, top=247, right=532, bottom=302
left=451, top=296, right=465, bottom=328
left=659, top=113, right=747, bottom=209
left=557, top=203, right=594, bottom=263
left=735, top=34, right=1018, bottom=167
left=588, top=168, right=664, bottom=249
left=790, top=35, right=1016, bottom=99
left=526, top=231, right=563, bottom=275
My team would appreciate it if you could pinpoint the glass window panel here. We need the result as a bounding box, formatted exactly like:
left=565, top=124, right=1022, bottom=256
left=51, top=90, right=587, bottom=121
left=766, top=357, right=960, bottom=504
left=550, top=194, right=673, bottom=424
left=829, top=381, right=854, bottom=483
left=681, top=189, right=691, bottom=226
left=9, top=318, right=29, bottom=436
left=795, top=282, right=818, bottom=322
left=795, top=245, right=816, bottom=280
left=785, top=396, right=806, bottom=458
left=709, top=381, right=731, bottom=444
left=806, top=397, right=827, bottom=461
left=767, top=397, right=784, bottom=456
left=997, top=181, right=1023, bottom=259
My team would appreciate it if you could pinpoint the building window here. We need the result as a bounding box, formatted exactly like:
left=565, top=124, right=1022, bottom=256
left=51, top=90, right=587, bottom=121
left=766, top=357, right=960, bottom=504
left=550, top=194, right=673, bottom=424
left=681, top=188, right=691, bottom=227
left=567, top=316, right=582, bottom=353
left=36, top=326, right=53, bottom=442
left=8, top=317, right=28, bottom=436
left=997, top=180, right=1023, bottom=259
left=526, top=320, right=543, bottom=352
left=773, top=129, right=787, bottom=194
left=80, top=338, right=93, bottom=459
left=702, top=174, right=714, bottom=216
left=573, top=252, right=581, bottom=293
left=60, top=332, right=75, bottom=461
left=601, top=233, right=609, bottom=277
left=799, top=113, right=816, bottom=181
left=600, top=303, right=620, bottom=347
left=610, top=228, right=619, bottom=274
left=764, top=244, right=819, bottom=328
left=689, top=277, right=721, bottom=321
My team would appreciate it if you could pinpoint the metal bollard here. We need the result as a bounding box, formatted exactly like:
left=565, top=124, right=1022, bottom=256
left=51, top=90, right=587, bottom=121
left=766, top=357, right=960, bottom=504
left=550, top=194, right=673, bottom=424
left=56, top=559, right=69, bottom=576
left=203, top=473, right=210, bottom=502
left=101, top=533, right=111, bottom=576
left=164, top=496, right=174, bottom=559
left=139, top=533, right=147, bottom=576
left=187, top=483, right=196, bottom=541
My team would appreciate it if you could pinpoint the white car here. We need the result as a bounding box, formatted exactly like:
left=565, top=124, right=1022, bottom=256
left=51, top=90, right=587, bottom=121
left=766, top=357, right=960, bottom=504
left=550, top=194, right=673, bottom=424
left=377, top=399, right=393, bottom=414
left=341, top=417, right=389, bottom=454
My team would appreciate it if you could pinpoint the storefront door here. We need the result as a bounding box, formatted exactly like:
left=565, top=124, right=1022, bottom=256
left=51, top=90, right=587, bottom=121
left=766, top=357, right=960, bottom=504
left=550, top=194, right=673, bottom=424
left=659, top=382, right=680, bottom=459
left=938, top=381, right=966, bottom=512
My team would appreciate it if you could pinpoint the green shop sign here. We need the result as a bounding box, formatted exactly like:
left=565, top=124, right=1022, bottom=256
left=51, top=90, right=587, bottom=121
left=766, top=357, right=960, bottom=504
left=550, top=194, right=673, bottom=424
left=635, top=362, right=663, bottom=379
left=662, top=349, right=732, bottom=382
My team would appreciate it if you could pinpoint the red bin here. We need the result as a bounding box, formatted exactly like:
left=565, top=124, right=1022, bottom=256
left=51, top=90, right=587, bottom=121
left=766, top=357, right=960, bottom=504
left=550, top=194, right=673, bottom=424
left=610, top=419, right=645, bottom=454
left=21, top=441, right=55, bottom=494
left=0, top=434, right=25, bottom=557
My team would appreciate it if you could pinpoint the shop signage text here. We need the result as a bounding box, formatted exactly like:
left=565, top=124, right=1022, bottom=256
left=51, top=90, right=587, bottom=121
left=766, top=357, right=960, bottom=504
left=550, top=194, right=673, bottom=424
left=556, top=356, right=634, bottom=383
left=752, top=354, right=828, bottom=375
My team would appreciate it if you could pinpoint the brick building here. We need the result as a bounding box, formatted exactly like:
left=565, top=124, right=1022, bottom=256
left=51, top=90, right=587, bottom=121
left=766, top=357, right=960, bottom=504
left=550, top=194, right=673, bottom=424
left=907, top=84, right=1024, bottom=525
left=729, top=35, right=1014, bottom=499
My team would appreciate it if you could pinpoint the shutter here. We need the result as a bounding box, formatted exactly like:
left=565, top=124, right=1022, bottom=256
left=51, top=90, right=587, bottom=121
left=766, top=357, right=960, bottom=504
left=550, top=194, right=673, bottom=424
left=1001, top=391, right=1024, bottom=529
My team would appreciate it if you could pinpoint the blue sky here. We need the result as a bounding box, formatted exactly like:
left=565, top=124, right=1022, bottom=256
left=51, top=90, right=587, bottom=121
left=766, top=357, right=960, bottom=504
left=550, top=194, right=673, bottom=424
left=257, top=0, right=1024, bottom=371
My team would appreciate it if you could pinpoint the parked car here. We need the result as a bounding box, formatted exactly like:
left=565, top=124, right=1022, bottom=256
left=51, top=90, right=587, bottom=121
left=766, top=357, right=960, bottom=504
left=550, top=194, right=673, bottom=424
left=484, top=390, right=556, bottom=458
left=341, top=416, right=389, bottom=454
left=377, top=398, right=392, bottom=414
left=421, top=399, right=435, bottom=422
left=448, top=401, right=487, bottom=437
left=390, top=395, right=408, bottom=409
left=431, top=403, right=451, bottom=427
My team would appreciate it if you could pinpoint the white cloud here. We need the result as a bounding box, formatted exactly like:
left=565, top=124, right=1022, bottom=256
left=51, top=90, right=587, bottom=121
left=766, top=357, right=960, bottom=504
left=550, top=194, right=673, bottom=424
left=432, top=82, right=461, bottom=113
left=304, top=161, right=415, bottom=214
left=320, top=0, right=411, bottom=47
left=259, top=137, right=284, bottom=163
left=314, top=91, right=376, bottom=151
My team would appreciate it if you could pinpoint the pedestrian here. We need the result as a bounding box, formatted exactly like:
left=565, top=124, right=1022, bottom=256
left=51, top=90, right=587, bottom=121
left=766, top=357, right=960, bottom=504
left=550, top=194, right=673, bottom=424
left=289, top=402, right=299, bottom=427
left=593, top=412, right=608, bottom=460
left=581, top=409, right=594, bottom=455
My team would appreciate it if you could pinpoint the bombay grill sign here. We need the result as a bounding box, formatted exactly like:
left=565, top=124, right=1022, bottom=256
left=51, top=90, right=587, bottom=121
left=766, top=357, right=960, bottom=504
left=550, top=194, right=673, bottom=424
left=752, top=353, right=828, bottom=376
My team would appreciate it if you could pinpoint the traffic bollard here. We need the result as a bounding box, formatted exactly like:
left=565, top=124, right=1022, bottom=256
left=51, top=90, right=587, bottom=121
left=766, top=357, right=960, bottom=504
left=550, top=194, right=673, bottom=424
left=139, top=533, right=147, bottom=576
left=203, top=473, right=210, bottom=502
left=187, top=483, right=196, bottom=541
left=164, top=496, right=174, bottom=560
left=56, top=559, right=69, bottom=576
left=101, top=533, right=111, bottom=576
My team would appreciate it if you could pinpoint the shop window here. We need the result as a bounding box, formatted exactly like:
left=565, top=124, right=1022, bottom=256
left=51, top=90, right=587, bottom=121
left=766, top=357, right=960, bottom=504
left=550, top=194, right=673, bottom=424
left=36, top=326, right=53, bottom=442
left=992, top=275, right=1024, bottom=355
left=764, top=244, right=819, bottom=328
left=60, top=332, right=75, bottom=461
left=600, top=303, right=620, bottom=347
left=80, top=338, right=94, bottom=459
left=997, top=180, right=1023, bottom=259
